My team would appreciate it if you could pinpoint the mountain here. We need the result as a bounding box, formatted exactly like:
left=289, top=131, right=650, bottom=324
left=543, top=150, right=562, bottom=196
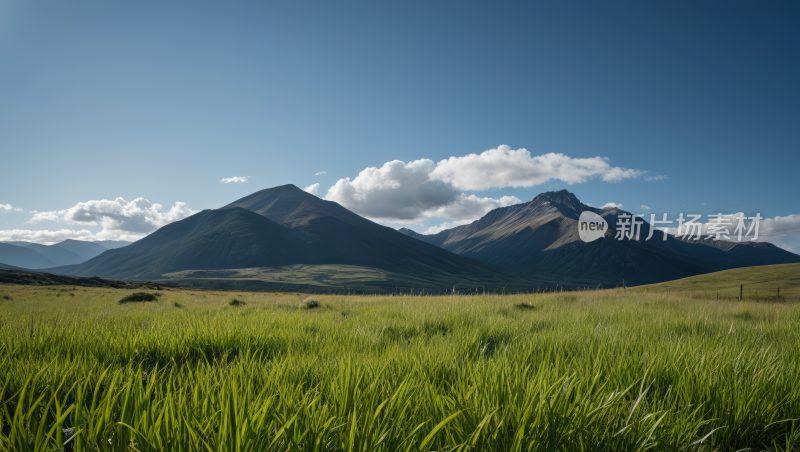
left=59, top=185, right=538, bottom=290
left=219, top=185, right=532, bottom=283
left=24, top=243, right=87, bottom=266
left=54, top=239, right=109, bottom=260
left=399, top=189, right=800, bottom=286
left=0, top=241, right=34, bottom=247
left=674, top=236, right=800, bottom=265
left=94, top=240, right=133, bottom=249
left=0, top=243, right=57, bottom=269
left=62, top=207, right=315, bottom=280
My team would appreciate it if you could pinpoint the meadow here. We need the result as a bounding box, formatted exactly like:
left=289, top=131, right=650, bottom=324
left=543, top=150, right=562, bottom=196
left=0, top=283, right=799, bottom=451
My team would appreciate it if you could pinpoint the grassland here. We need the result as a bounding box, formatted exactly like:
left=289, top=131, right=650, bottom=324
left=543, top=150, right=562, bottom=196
left=1, top=283, right=799, bottom=451
left=158, top=264, right=557, bottom=294
left=632, top=263, right=800, bottom=300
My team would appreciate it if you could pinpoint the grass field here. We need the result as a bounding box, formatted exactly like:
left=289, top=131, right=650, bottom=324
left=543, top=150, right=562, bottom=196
left=1, top=283, right=799, bottom=451
left=632, top=263, right=800, bottom=301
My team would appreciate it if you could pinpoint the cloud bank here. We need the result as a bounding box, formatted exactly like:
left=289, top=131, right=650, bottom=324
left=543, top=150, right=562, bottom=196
left=26, top=197, right=197, bottom=241
left=303, top=183, right=320, bottom=196
left=325, top=158, right=520, bottom=223
left=429, top=145, right=645, bottom=191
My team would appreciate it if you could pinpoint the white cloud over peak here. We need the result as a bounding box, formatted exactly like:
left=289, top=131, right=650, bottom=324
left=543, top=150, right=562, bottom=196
left=315, top=171, right=327, bottom=176
left=429, top=145, right=645, bottom=191
left=220, top=176, right=249, bottom=184
left=640, top=205, right=651, bottom=210
left=0, top=204, right=23, bottom=213
left=28, top=197, right=197, bottom=241
left=601, top=202, right=623, bottom=209
left=303, top=183, right=320, bottom=196
left=324, top=158, right=521, bottom=222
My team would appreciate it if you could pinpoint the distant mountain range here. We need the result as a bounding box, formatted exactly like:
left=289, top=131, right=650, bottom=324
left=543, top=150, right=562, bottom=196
left=0, top=240, right=133, bottom=269
left=13, top=186, right=798, bottom=290
left=399, top=189, right=800, bottom=286
left=54, top=185, right=537, bottom=290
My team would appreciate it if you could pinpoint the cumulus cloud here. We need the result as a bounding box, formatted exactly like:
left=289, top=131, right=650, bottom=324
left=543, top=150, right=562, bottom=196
left=325, top=159, right=521, bottom=222
left=220, top=176, right=249, bottom=184
left=644, top=174, right=668, bottom=181
left=640, top=205, right=651, bottom=210
left=0, top=204, right=23, bottom=213
left=429, top=145, right=645, bottom=191
left=303, top=183, right=320, bottom=196
left=601, top=202, right=623, bottom=209
left=315, top=171, right=327, bottom=176
left=28, top=197, right=197, bottom=239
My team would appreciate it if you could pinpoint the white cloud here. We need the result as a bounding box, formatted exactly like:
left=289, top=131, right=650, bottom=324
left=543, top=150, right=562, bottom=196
left=640, top=205, right=651, bottom=210
left=601, top=202, right=623, bottom=209
left=429, top=145, right=645, bottom=191
left=324, top=158, right=520, bottom=222
left=220, top=176, right=249, bottom=184
left=644, top=174, right=668, bottom=181
left=424, top=219, right=474, bottom=234
left=303, top=183, right=320, bottom=196
left=0, top=204, right=23, bottom=213
left=28, top=197, right=196, bottom=238
left=0, top=228, right=141, bottom=245
left=315, top=171, right=327, bottom=176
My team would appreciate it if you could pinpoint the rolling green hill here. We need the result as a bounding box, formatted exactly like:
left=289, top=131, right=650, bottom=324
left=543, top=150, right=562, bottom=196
left=630, top=263, right=800, bottom=299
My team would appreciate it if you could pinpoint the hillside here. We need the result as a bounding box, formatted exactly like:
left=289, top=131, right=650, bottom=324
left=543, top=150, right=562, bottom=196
left=630, top=263, right=800, bottom=298
left=61, top=207, right=315, bottom=280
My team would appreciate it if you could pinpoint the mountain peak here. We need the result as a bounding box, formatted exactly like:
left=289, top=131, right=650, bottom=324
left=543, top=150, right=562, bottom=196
left=534, top=189, right=581, bottom=206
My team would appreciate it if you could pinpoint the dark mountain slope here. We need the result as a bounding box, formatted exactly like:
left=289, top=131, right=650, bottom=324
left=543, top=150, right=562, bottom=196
left=221, top=185, right=529, bottom=281
left=0, top=243, right=57, bottom=269
left=65, top=208, right=315, bottom=280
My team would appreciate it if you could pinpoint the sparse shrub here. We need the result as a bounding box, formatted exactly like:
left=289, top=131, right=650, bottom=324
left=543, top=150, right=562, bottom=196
left=514, top=302, right=536, bottom=310
left=118, top=292, right=161, bottom=304
left=1, top=295, right=11, bottom=301
left=301, top=298, right=320, bottom=309
left=68, top=292, right=75, bottom=297
left=173, top=301, right=184, bottom=308
left=229, top=298, right=246, bottom=306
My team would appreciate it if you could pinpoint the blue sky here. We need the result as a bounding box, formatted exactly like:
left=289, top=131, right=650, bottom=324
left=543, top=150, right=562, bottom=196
left=1, top=1, right=798, bottom=250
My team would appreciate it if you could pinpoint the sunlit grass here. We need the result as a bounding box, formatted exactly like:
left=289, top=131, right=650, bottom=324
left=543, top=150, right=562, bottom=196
left=1, top=284, right=799, bottom=451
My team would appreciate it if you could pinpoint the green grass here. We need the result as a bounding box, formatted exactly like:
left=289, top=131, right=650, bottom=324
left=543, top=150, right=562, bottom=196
left=1, top=284, right=799, bottom=451
left=632, top=263, right=800, bottom=301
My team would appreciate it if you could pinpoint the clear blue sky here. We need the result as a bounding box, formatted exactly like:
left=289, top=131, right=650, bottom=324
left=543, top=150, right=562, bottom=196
left=1, top=1, right=798, bottom=249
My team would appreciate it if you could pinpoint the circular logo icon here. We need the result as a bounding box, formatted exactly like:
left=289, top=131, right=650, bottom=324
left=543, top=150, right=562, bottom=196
left=579, top=211, right=608, bottom=242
